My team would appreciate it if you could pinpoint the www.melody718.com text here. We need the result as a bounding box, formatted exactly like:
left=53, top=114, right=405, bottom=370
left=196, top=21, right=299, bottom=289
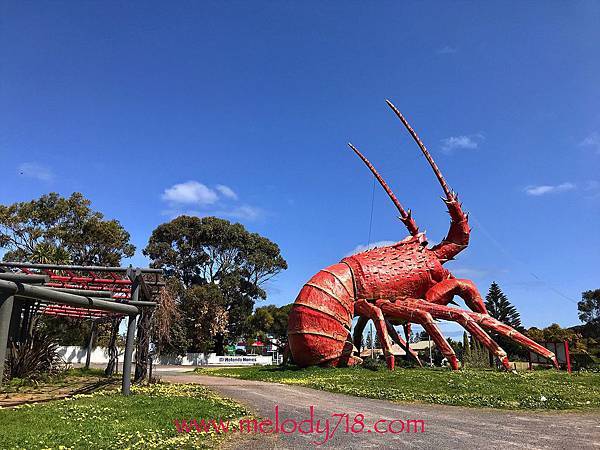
left=173, top=405, right=426, bottom=445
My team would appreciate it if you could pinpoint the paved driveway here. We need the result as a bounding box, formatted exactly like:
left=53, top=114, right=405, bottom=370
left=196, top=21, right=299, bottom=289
left=161, top=371, right=600, bottom=449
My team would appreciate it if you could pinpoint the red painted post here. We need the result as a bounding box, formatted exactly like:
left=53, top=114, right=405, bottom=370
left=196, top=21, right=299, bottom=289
left=564, top=340, right=572, bottom=373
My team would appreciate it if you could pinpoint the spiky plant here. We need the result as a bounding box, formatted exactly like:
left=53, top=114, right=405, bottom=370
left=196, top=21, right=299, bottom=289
left=6, top=318, right=64, bottom=381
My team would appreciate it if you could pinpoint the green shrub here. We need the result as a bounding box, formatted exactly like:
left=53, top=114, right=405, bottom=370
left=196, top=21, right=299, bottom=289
left=571, top=352, right=598, bottom=370
left=5, top=322, right=64, bottom=381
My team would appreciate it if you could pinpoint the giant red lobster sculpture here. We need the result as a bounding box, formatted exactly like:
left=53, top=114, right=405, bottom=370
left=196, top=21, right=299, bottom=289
left=288, top=100, right=558, bottom=371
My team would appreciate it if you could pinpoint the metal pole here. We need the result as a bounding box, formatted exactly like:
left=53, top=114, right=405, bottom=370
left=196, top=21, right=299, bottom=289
left=30, top=295, right=157, bottom=308
left=122, top=313, right=137, bottom=395
left=428, top=336, right=432, bottom=366
left=85, top=321, right=97, bottom=370
left=122, top=273, right=140, bottom=396
left=123, top=300, right=157, bottom=308
left=46, top=287, right=113, bottom=297
left=0, top=261, right=162, bottom=274
left=0, top=292, right=15, bottom=386
left=0, top=273, right=49, bottom=284
left=370, top=322, right=374, bottom=359
left=0, top=280, right=139, bottom=315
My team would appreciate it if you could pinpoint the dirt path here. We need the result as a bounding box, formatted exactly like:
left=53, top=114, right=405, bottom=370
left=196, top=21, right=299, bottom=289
left=162, top=371, right=600, bottom=449
left=0, top=376, right=116, bottom=408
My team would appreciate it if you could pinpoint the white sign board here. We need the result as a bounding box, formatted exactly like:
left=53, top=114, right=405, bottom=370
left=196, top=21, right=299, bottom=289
left=206, top=354, right=273, bottom=366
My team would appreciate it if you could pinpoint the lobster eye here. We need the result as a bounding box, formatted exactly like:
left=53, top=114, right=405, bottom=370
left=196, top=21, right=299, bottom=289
left=416, top=233, right=428, bottom=246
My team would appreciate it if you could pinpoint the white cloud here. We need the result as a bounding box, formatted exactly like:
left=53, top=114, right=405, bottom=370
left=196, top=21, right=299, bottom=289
left=162, top=181, right=218, bottom=206
left=436, top=45, right=457, bottom=55
left=440, top=134, right=483, bottom=153
left=17, top=162, right=54, bottom=181
left=347, top=240, right=396, bottom=256
left=580, top=132, right=600, bottom=154
left=525, top=182, right=576, bottom=196
left=215, top=184, right=238, bottom=200
left=161, top=181, right=262, bottom=221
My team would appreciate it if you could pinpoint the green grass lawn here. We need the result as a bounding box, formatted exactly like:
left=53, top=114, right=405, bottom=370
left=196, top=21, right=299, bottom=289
left=196, top=366, right=600, bottom=410
left=0, top=383, right=250, bottom=449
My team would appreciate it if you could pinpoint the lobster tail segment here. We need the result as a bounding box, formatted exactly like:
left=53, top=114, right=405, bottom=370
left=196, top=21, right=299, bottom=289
left=288, top=263, right=357, bottom=367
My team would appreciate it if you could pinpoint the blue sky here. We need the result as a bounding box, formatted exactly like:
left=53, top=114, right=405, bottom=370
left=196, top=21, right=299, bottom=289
left=1, top=2, right=599, bottom=336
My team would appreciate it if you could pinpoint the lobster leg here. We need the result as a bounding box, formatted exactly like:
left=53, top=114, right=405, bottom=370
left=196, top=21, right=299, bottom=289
left=403, top=323, right=412, bottom=346
left=353, top=316, right=369, bottom=354
left=374, top=300, right=460, bottom=370
left=354, top=300, right=396, bottom=369
left=393, top=299, right=512, bottom=370
left=467, top=312, right=559, bottom=368
left=385, top=299, right=558, bottom=369
left=425, top=278, right=487, bottom=314
left=425, top=282, right=558, bottom=368
left=385, top=320, right=422, bottom=366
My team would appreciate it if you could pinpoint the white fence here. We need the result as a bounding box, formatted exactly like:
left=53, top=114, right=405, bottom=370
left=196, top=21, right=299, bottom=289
left=57, top=346, right=273, bottom=366
left=58, top=346, right=125, bottom=364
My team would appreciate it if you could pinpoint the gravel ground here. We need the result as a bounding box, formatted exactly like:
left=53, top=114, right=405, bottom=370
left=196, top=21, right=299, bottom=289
left=161, top=371, right=600, bottom=449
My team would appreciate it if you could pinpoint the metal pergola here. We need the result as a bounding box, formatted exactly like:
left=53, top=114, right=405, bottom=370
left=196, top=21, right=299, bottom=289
left=0, top=261, right=163, bottom=395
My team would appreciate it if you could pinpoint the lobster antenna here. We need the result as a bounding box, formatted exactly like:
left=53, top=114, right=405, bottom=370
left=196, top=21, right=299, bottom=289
left=385, top=99, right=454, bottom=200
left=348, top=143, right=419, bottom=236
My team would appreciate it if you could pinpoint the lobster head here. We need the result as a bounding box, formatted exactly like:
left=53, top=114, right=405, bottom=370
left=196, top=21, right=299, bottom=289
left=348, top=100, right=471, bottom=264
